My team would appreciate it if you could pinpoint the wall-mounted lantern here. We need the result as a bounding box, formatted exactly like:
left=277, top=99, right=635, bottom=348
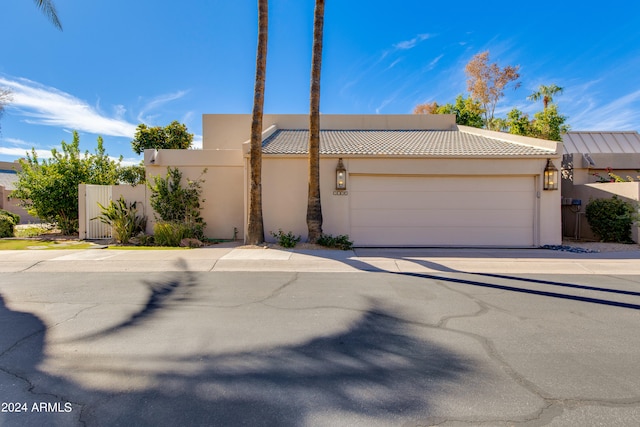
left=336, top=158, right=347, bottom=190
left=543, top=159, right=559, bottom=191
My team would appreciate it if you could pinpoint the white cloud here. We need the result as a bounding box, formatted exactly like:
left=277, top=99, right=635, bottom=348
left=385, top=58, right=403, bottom=71
left=192, top=134, right=203, bottom=149
left=136, top=90, right=189, bottom=124
left=3, top=137, right=33, bottom=147
left=567, top=86, right=640, bottom=131
left=119, top=157, right=142, bottom=167
left=375, top=97, right=394, bottom=114
left=0, top=76, right=137, bottom=138
left=394, top=34, right=431, bottom=50
left=427, top=54, right=444, bottom=71
left=0, top=146, right=54, bottom=159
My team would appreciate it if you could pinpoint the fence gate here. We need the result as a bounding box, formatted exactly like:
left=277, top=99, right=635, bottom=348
left=85, top=184, right=112, bottom=239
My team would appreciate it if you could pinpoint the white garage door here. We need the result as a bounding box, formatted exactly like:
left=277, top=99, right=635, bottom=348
left=349, top=175, right=536, bottom=247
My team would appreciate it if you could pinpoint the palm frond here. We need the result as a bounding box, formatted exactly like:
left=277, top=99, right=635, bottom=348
left=33, top=0, right=62, bottom=30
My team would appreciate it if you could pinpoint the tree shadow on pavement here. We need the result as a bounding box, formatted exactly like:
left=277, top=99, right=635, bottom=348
left=73, top=259, right=199, bottom=342
left=1, top=286, right=475, bottom=425
left=0, top=293, right=81, bottom=427
left=81, top=303, right=474, bottom=425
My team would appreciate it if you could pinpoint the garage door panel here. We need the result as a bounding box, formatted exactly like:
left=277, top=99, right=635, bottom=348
left=351, top=191, right=532, bottom=211
left=351, top=226, right=534, bottom=246
left=351, top=175, right=532, bottom=192
left=351, top=208, right=534, bottom=228
left=349, top=175, right=536, bottom=247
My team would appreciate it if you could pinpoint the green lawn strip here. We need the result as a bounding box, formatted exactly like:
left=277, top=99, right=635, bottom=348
left=0, top=239, right=97, bottom=250
left=105, top=245, right=190, bottom=250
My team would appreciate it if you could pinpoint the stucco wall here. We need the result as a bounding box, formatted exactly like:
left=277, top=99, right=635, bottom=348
left=562, top=182, right=639, bottom=243
left=145, top=148, right=244, bottom=240
left=1, top=186, right=40, bottom=224
left=254, top=156, right=561, bottom=246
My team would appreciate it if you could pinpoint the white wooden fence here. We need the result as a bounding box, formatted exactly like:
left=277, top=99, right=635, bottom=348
left=85, top=184, right=112, bottom=239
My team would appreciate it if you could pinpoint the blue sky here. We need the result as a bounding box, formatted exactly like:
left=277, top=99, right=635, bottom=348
left=1, top=0, right=639, bottom=164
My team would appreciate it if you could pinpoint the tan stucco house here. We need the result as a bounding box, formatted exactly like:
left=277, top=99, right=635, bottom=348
left=0, top=161, right=39, bottom=223
left=140, top=114, right=562, bottom=247
left=561, top=131, right=640, bottom=242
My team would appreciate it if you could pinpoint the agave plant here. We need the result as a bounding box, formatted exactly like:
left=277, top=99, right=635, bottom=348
left=94, top=196, right=146, bottom=244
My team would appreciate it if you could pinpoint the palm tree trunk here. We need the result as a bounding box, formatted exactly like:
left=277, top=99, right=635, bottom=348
left=306, top=0, right=325, bottom=243
left=247, top=0, right=268, bottom=245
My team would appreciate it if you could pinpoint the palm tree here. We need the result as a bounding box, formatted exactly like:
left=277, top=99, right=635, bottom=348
left=246, top=0, right=268, bottom=245
left=0, top=89, right=12, bottom=131
left=33, top=0, right=62, bottom=30
left=527, top=84, right=564, bottom=110
left=306, top=0, right=325, bottom=243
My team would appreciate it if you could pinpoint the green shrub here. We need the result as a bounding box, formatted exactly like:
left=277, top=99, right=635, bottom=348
left=0, top=210, right=20, bottom=238
left=133, top=233, right=155, bottom=246
left=270, top=229, right=301, bottom=248
left=148, top=167, right=206, bottom=240
left=0, top=216, right=15, bottom=238
left=94, top=196, right=147, bottom=244
left=317, top=233, right=354, bottom=250
left=0, top=209, right=20, bottom=225
left=585, top=196, right=638, bottom=243
left=154, top=221, right=192, bottom=247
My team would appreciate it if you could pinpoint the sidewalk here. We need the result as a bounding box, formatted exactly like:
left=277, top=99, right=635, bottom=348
left=2, top=243, right=640, bottom=274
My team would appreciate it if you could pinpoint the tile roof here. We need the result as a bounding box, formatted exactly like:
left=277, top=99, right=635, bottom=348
left=0, top=169, right=19, bottom=191
left=261, top=129, right=555, bottom=156
left=562, top=131, right=640, bottom=154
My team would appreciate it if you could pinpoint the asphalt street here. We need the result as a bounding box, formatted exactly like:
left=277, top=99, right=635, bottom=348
left=0, top=247, right=639, bottom=426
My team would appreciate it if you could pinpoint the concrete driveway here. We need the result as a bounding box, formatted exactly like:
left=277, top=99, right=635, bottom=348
left=1, top=246, right=639, bottom=426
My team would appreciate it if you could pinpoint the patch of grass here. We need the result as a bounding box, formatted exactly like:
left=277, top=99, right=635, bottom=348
left=14, top=224, right=56, bottom=238
left=0, top=239, right=97, bottom=250
left=105, top=245, right=190, bottom=250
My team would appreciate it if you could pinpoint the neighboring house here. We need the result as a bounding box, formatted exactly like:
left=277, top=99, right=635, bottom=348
left=561, top=131, right=640, bottom=242
left=137, top=114, right=561, bottom=247
left=0, top=161, right=39, bottom=224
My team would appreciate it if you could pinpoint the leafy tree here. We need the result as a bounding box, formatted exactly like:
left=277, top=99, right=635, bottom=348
left=489, top=117, right=508, bottom=132
left=413, top=95, right=484, bottom=128
left=528, top=84, right=564, bottom=110
left=413, top=102, right=438, bottom=115
left=247, top=0, right=269, bottom=245
left=505, top=108, right=533, bottom=136
left=531, top=103, right=570, bottom=141
left=442, top=95, right=484, bottom=128
left=465, top=51, right=520, bottom=130
left=12, top=132, right=121, bottom=234
left=33, top=0, right=62, bottom=30
left=131, top=121, right=193, bottom=155
left=307, top=0, right=325, bottom=243
left=118, top=162, right=146, bottom=186
left=503, top=104, right=569, bottom=141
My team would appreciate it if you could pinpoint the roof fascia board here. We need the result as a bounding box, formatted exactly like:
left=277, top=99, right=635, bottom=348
left=242, top=124, right=279, bottom=155
left=255, top=153, right=559, bottom=160
left=457, top=125, right=560, bottom=153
